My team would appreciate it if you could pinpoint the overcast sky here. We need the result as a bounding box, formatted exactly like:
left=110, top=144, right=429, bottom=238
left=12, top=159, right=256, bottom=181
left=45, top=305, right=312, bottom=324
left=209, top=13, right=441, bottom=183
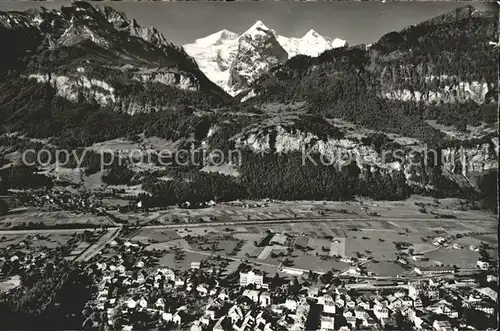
left=0, top=1, right=496, bottom=45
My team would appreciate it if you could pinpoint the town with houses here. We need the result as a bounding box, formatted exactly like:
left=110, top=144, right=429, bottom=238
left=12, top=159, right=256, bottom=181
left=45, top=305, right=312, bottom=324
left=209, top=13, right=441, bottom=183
left=1, top=215, right=497, bottom=331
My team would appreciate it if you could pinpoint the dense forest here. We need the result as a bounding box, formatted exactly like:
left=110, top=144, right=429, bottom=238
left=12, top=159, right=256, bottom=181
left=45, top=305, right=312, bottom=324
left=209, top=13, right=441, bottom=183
left=0, top=165, right=53, bottom=193
left=136, top=150, right=481, bottom=208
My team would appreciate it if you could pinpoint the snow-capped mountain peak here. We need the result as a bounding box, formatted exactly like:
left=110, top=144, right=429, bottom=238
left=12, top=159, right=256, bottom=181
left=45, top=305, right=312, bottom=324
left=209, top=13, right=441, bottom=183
left=303, top=29, right=320, bottom=39
left=194, top=29, right=238, bottom=47
left=331, top=37, right=348, bottom=48
left=243, top=20, right=271, bottom=37
left=183, top=21, right=348, bottom=96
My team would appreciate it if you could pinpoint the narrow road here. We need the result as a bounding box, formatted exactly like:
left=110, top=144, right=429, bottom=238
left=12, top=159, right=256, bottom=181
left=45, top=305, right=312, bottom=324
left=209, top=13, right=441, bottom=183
left=0, top=227, right=118, bottom=235
left=74, top=226, right=122, bottom=262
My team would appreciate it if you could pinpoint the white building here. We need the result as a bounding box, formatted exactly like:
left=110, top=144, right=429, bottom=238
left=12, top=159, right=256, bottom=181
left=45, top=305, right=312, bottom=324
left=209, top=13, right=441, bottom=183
left=433, top=320, right=453, bottom=331
left=319, top=295, right=336, bottom=314
left=320, top=316, right=335, bottom=330
left=373, top=305, right=389, bottom=320
left=285, top=298, right=298, bottom=312
left=240, top=270, right=264, bottom=287
left=260, top=292, right=271, bottom=307
left=157, top=268, right=175, bottom=281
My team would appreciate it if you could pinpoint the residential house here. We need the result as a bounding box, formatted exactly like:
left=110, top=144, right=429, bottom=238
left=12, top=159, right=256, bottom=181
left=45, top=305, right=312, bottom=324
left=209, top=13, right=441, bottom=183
left=354, top=306, right=365, bottom=319
left=228, top=305, right=244, bottom=324
left=401, top=296, right=413, bottom=307
left=426, top=288, right=440, bottom=301
left=356, top=297, right=370, bottom=310
left=260, top=291, right=271, bottom=307
left=432, top=320, right=453, bottom=331
left=373, top=305, right=389, bottom=320
left=414, top=298, right=423, bottom=309
left=295, top=236, right=310, bottom=249
left=343, top=309, right=354, bottom=318
left=213, top=317, right=226, bottom=331
left=196, top=285, right=208, bottom=297
left=345, top=316, right=356, bottom=329
left=270, top=234, right=287, bottom=245
left=412, top=254, right=428, bottom=261
left=426, top=300, right=458, bottom=318
left=361, top=312, right=376, bottom=327
left=335, top=296, right=345, bottom=308
left=321, top=295, right=336, bottom=314
left=243, top=289, right=260, bottom=303
left=320, top=316, right=335, bottom=330
left=157, top=268, right=175, bottom=281
left=477, top=259, right=490, bottom=270
left=408, top=283, right=423, bottom=299
left=285, top=298, right=298, bottom=312
left=341, top=266, right=361, bottom=276
left=172, top=312, right=182, bottom=325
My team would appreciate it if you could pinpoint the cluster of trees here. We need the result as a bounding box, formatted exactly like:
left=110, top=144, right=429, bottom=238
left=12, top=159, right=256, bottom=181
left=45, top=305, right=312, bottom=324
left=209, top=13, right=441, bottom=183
left=0, top=199, right=8, bottom=215
left=477, top=169, right=498, bottom=213
left=0, top=262, right=93, bottom=329
left=138, top=149, right=432, bottom=209
left=135, top=144, right=486, bottom=208
left=141, top=171, right=245, bottom=207
left=0, top=165, right=53, bottom=192
left=102, top=164, right=135, bottom=185
left=239, top=151, right=412, bottom=201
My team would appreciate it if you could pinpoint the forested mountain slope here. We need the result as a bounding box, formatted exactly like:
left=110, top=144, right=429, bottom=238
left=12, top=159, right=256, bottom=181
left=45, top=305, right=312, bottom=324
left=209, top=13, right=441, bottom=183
left=0, top=2, right=229, bottom=133
left=239, top=5, right=498, bottom=146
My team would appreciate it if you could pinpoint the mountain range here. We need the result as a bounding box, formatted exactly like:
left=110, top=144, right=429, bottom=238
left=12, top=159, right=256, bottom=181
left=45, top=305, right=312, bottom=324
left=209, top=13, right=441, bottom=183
left=183, top=21, right=347, bottom=95
left=0, top=2, right=497, bottom=210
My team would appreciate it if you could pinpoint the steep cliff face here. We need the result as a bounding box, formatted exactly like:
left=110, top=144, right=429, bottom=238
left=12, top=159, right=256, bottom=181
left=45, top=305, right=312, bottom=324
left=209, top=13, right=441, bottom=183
left=370, top=6, right=498, bottom=105
left=226, top=115, right=498, bottom=192
left=441, top=140, right=499, bottom=176
left=383, top=80, right=492, bottom=104
left=228, top=21, right=289, bottom=93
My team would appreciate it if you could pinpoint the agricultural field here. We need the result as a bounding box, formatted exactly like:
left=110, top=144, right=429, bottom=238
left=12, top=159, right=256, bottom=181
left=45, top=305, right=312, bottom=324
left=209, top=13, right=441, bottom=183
left=142, top=195, right=496, bottom=227
left=0, top=232, right=74, bottom=250
left=0, top=210, right=113, bottom=229
left=108, top=210, right=162, bottom=225
left=129, top=213, right=496, bottom=277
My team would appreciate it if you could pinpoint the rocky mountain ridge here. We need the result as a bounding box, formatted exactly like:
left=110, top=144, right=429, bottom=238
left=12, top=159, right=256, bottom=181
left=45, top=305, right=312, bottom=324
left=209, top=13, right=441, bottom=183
left=0, top=1, right=229, bottom=115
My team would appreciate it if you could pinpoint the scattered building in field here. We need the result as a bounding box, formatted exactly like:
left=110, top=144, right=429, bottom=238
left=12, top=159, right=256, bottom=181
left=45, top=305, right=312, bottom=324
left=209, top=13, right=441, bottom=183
left=329, top=237, right=346, bottom=257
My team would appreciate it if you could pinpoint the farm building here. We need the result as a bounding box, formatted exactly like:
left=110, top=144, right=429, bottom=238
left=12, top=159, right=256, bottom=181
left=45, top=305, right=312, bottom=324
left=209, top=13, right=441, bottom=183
left=329, top=238, right=346, bottom=257
left=255, top=233, right=273, bottom=247
left=247, top=247, right=263, bottom=258
left=294, top=235, right=310, bottom=249
left=270, top=234, right=287, bottom=245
